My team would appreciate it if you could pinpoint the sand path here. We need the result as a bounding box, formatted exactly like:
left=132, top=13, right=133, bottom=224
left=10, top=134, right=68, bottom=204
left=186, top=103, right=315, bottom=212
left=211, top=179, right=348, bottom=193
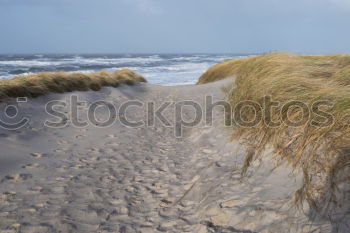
left=0, top=80, right=331, bottom=233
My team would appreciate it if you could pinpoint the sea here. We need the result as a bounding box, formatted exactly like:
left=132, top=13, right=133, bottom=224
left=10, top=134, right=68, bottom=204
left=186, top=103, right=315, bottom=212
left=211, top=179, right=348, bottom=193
left=0, top=54, right=254, bottom=86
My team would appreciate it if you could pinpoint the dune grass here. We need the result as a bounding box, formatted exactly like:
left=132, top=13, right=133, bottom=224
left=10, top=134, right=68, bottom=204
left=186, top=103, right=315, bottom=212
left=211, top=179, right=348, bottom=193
left=198, top=53, right=350, bottom=214
left=197, top=57, right=251, bottom=84
left=0, top=69, right=146, bottom=100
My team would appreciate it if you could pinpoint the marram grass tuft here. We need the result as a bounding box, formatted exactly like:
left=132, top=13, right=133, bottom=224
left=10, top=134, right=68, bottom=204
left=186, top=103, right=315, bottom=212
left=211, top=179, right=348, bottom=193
left=0, top=69, right=146, bottom=100
left=199, top=53, right=350, bottom=215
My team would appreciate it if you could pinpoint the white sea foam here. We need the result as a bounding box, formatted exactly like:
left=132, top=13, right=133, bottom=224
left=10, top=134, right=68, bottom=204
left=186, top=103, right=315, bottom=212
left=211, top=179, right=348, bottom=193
left=0, top=56, right=162, bottom=67
left=0, top=60, right=64, bottom=66
left=71, top=56, right=163, bottom=65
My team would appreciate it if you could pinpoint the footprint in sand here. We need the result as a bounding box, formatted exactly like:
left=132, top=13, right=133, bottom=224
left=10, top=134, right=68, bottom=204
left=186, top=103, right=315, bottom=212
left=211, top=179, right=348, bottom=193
left=202, top=149, right=217, bottom=154
left=53, top=149, right=64, bottom=153
left=79, top=128, right=88, bottom=133
left=22, top=163, right=40, bottom=169
left=4, top=173, right=32, bottom=182
left=1, top=191, right=16, bottom=200
left=0, top=133, right=10, bottom=138
left=0, top=191, right=16, bottom=201
left=58, top=140, right=69, bottom=145
left=104, top=142, right=119, bottom=147
left=30, top=152, right=44, bottom=158
left=88, top=147, right=98, bottom=152
left=72, top=164, right=85, bottom=169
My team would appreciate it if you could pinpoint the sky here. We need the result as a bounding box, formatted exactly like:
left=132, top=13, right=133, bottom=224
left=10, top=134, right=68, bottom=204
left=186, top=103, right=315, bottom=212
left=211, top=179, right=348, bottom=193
left=0, top=0, right=349, bottom=54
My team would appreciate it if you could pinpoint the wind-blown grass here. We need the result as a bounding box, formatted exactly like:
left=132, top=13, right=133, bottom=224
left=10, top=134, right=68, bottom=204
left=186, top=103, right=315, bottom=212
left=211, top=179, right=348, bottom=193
left=0, top=69, right=146, bottom=100
left=198, top=53, right=350, bottom=216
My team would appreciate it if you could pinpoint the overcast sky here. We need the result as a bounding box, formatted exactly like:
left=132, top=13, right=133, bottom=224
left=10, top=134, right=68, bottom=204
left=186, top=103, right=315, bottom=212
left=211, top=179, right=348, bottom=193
left=0, top=0, right=349, bottom=54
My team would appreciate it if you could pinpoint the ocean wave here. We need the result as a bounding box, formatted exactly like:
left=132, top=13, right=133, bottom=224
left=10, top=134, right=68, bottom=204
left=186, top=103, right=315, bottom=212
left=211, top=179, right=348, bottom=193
left=0, top=56, right=163, bottom=67
left=72, top=56, right=163, bottom=65
left=0, top=54, right=250, bottom=85
left=0, top=60, right=64, bottom=67
left=9, top=69, right=29, bottom=75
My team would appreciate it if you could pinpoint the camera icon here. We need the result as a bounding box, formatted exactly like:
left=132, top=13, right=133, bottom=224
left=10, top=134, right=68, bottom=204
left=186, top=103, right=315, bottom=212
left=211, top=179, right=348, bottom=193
left=0, top=97, right=29, bottom=130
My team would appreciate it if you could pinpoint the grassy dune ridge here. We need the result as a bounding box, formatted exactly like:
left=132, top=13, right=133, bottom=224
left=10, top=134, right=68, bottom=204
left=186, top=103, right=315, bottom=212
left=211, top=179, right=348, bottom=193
left=199, top=53, right=350, bottom=213
left=0, top=69, right=146, bottom=100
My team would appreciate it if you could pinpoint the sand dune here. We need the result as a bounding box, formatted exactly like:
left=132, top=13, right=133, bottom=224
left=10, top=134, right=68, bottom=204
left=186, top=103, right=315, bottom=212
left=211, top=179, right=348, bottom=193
left=0, top=79, right=337, bottom=232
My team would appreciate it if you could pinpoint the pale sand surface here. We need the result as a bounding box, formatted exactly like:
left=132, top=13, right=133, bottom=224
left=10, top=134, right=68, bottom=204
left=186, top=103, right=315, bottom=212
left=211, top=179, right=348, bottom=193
left=0, top=80, right=333, bottom=232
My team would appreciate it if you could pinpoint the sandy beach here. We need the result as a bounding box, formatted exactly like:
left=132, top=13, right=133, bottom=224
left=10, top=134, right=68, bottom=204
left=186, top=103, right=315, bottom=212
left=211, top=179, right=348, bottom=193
left=2, top=0, right=350, bottom=231
left=0, top=78, right=334, bottom=233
